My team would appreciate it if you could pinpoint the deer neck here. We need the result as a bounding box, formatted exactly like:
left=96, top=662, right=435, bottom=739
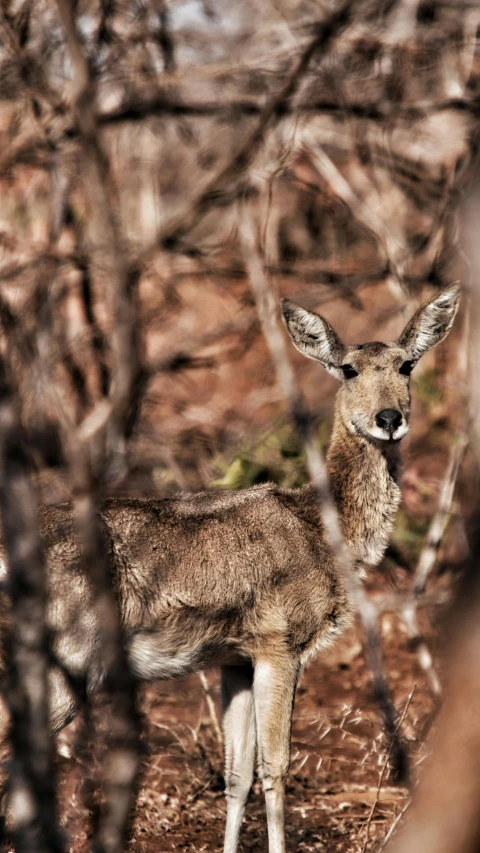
left=326, top=406, right=402, bottom=566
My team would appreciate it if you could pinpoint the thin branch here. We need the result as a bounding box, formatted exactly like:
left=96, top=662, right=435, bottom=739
left=240, top=207, right=409, bottom=784
left=130, top=0, right=353, bottom=266
left=300, top=135, right=406, bottom=281
left=362, top=687, right=415, bottom=853
left=394, top=431, right=469, bottom=699
left=56, top=0, right=143, bottom=470
left=198, top=672, right=223, bottom=749
left=413, top=432, right=468, bottom=599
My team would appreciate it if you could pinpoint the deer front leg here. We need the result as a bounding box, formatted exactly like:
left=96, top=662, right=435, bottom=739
left=222, top=664, right=256, bottom=853
left=254, top=657, right=298, bottom=853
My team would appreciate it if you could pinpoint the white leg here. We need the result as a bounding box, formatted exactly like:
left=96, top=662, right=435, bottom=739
left=222, top=664, right=256, bottom=853
left=254, top=658, right=298, bottom=853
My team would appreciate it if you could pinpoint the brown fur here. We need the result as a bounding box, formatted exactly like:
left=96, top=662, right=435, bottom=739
left=0, top=284, right=460, bottom=853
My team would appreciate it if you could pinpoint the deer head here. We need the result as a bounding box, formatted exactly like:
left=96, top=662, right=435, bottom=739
left=282, top=284, right=460, bottom=443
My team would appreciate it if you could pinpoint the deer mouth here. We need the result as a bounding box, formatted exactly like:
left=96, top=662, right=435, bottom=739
left=368, top=423, right=409, bottom=443
left=351, top=420, right=409, bottom=443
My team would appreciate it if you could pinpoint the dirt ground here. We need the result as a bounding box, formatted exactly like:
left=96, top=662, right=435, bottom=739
left=49, top=562, right=447, bottom=853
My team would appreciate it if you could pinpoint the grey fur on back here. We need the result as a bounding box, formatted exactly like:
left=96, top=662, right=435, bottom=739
left=36, top=483, right=348, bottom=690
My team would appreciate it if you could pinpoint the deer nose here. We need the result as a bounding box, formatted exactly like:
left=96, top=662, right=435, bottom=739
left=375, top=409, right=403, bottom=433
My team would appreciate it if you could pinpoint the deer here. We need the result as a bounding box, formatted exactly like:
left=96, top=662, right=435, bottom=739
left=0, top=283, right=460, bottom=853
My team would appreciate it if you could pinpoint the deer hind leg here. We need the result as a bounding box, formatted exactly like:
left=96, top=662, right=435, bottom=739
left=222, top=663, right=256, bottom=853
left=253, top=657, right=298, bottom=853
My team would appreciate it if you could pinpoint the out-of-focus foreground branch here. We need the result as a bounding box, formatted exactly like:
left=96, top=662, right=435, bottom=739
left=0, top=359, right=62, bottom=853
left=52, top=4, right=143, bottom=853
left=383, top=159, right=480, bottom=853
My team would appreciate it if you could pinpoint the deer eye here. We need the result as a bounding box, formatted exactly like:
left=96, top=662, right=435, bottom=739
left=341, top=364, right=358, bottom=380
left=399, top=360, right=415, bottom=376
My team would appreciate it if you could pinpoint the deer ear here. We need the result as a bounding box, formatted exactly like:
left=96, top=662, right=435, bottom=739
left=281, top=299, right=345, bottom=378
left=397, top=283, right=461, bottom=361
